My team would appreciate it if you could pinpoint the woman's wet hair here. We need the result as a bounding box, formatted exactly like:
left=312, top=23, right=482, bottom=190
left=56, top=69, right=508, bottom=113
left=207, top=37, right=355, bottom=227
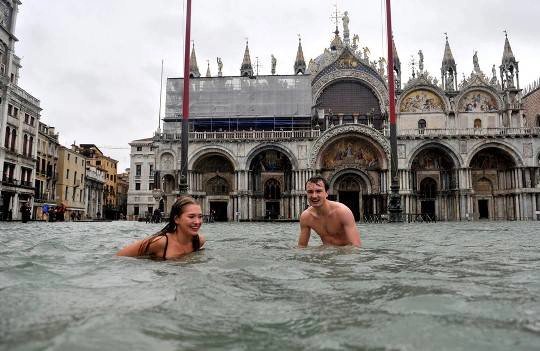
left=305, top=176, right=329, bottom=191
left=137, top=196, right=199, bottom=256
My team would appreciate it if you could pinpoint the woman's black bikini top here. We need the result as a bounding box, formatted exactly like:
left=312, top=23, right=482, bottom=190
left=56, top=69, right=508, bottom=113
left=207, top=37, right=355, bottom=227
left=162, top=234, right=201, bottom=259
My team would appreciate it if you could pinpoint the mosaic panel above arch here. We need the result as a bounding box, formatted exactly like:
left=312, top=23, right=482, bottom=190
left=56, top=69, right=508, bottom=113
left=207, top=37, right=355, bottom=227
left=399, top=89, right=444, bottom=113
left=310, top=124, right=390, bottom=169
left=458, top=90, right=498, bottom=112
left=321, top=136, right=382, bottom=170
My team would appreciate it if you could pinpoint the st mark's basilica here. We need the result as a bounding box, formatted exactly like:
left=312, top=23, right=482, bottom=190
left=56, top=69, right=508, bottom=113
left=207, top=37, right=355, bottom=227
left=128, top=10, right=540, bottom=222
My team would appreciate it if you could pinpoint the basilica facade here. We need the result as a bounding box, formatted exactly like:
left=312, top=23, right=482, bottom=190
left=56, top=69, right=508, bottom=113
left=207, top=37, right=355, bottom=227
left=131, top=14, right=540, bottom=222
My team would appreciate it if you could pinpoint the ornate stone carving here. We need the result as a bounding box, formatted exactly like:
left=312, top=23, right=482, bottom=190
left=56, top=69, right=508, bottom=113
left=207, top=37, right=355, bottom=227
left=398, top=144, right=406, bottom=159
left=460, top=141, right=467, bottom=154
left=523, top=143, right=533, bottom=158
left=309, top=124, right=390, bottom=169
left=160, top=153, right=174, bottom=171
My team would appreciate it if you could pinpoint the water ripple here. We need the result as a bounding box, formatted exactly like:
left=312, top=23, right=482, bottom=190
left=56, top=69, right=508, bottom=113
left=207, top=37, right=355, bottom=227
left=0, top=220, right=539, bottom=350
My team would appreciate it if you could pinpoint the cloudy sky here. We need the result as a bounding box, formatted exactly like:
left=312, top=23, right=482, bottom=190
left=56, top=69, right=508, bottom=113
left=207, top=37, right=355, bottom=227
left=15, top=0, right=540, bottom=171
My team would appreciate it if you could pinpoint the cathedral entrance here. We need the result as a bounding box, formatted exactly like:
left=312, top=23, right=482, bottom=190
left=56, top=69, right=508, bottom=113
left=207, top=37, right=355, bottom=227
left=478, top=200, right=489, bottom=219
left=335, top=175, right=363, bottom=221
left=209, top=201, right=228, bottom=222
left=339, top=191, right=360, bottom=221
left=265, top=201, right=280, bottom=219
left=421, top=200, right=436, bottom=220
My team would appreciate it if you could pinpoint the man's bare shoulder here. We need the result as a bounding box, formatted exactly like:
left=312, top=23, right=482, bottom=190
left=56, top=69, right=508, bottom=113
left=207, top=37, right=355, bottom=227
left=328, top=201, right=354, bottom=217
left=299, top=207, right=314, bottom=222
left=328, top=200, right=349, bottom=211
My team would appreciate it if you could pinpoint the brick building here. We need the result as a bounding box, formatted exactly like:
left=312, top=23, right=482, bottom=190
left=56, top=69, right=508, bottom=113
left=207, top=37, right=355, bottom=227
left=523, top=79, right=540, bottom=128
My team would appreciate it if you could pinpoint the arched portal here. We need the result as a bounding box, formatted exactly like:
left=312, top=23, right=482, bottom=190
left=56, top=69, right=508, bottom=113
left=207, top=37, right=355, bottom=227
left=410, top=145, right=458, bottom=220
left=469, top=147, right=517, bottom=220
left=318, top=132, right=387, bottom=221
left=249, top=149, right=293, bottom=219
left=333, top=173, right=368, bottom=221
left=419, top=177, right=437, bottom=220
left=192, top=153, right=235, bottom=221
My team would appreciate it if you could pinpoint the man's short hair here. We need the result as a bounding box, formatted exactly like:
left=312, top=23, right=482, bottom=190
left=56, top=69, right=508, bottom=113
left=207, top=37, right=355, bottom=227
left=305, top=176, right=329, bottom=191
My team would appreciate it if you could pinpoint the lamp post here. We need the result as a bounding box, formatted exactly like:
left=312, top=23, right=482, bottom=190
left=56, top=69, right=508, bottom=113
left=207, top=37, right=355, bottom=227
left=178, top=0, right=192, bottom=196
left=385, top=0, right=403, bottom=222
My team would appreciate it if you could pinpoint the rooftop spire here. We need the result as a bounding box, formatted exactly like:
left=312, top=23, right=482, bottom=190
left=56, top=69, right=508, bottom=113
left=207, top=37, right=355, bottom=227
left=205, top=60, right=211, bottom=77
left=294, top=36, right=306, bottom=75
left=501, top=30, right=517, bottom=65
left=441, top=34, right=456, bottom=68
left=240, top=40, right=253, bottom=77
left=392, top=37, right=400, bottom=72
left=189, top=42, right=201, bottom=78
left=441, top=34, right=457, bottom=91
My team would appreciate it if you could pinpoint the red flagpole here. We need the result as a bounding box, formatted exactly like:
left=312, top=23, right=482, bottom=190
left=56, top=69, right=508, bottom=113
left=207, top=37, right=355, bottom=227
left=385, top=0, right=402, bottom=221
left=179, top=0, right=191, bottom=195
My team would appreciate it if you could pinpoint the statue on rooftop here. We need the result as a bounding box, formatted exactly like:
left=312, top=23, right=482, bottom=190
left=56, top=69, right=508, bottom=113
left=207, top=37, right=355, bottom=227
left=418, top=50, right=424, bottom=72
left=271, top=54, right=277, bottom=75
left=342, top=11, right=350, bottom=39
left=217, top=57, right=223, bottom=77
left=473, top=51, right=480, bottom=73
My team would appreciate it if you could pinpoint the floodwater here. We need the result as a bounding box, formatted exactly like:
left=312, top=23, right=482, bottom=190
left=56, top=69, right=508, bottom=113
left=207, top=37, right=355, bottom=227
left=1, top=220, right=539, bottom=351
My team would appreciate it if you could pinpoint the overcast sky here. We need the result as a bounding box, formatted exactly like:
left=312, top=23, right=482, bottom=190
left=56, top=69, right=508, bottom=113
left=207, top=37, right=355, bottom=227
left=15, top=0, right=540, bottom=171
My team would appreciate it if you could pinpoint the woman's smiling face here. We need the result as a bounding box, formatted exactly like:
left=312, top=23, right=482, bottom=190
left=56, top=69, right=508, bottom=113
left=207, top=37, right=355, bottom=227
left=175, top=204, right=203, bottom=235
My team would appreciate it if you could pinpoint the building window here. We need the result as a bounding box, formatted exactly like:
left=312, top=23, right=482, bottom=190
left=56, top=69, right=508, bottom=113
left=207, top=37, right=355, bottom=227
left=4, top=126, right=9, bottom=147
left=264, top=178, right=281, bottom=199
left=66, top=169, right=70, bottom=179
left=136, top=146, right=142, bottom=151
left=29, top=136, right=33, bottom=156
left=96, top=160, right=101, bottom=166
left=24, top=113, right=29, bottom=124
left=474, top=119, right=482, bottom=128
left=149, top=182, right=154, bottom=190
left=23, top=134, right=28, bottom=156
left=7, top=104, right=12, bottom=116
left=67, top=154, right=70, bottom=161
left=134, top=206, right=139, bottom=216
left=30, top=116, right=35, bottom=126
left=65, top=186, right=68, bottom=200
left=135, top=182, right=141, bottom=190
left=135, top=164, right=141, bottom=177
left=536, top=114, right=540, bottom=127
left=10, top=129, right=16, bottom=150
left=206, top=176, right=229, bottom=195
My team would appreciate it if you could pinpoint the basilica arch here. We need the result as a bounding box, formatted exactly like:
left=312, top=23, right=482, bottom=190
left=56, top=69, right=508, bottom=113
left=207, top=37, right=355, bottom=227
left=246, top=144, right=295, bottom=220
left=409, top=142, right=460, bottom=220
left=311, top=125, right=389, bottom=221
left=191, top=150, right=236, bottom=221
left=468, top=143, right=521, bottom=220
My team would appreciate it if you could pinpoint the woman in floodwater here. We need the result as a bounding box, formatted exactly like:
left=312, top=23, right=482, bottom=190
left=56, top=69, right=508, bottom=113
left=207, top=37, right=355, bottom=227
left=117, top=196, right=206, bottom=259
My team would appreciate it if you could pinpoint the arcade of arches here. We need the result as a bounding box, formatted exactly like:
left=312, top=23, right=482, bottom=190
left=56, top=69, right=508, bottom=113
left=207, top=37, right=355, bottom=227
left=186, top=142, right=540, bottom=221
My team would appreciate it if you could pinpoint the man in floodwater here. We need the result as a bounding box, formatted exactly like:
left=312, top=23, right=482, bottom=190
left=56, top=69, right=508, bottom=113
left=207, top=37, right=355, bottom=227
left=298, top=176, right=361, bottom=247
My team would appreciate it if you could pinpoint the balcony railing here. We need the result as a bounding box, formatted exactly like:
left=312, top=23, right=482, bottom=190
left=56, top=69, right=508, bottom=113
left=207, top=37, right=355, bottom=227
left=154, top=129, right=322, bottom=141
left=11, top=84, right=41, bottom=106
left=1, top=177, right=34, bottom=189
left=153, top=126, right=539, bottom=141
left=398, top=127, right=540, bottom=137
